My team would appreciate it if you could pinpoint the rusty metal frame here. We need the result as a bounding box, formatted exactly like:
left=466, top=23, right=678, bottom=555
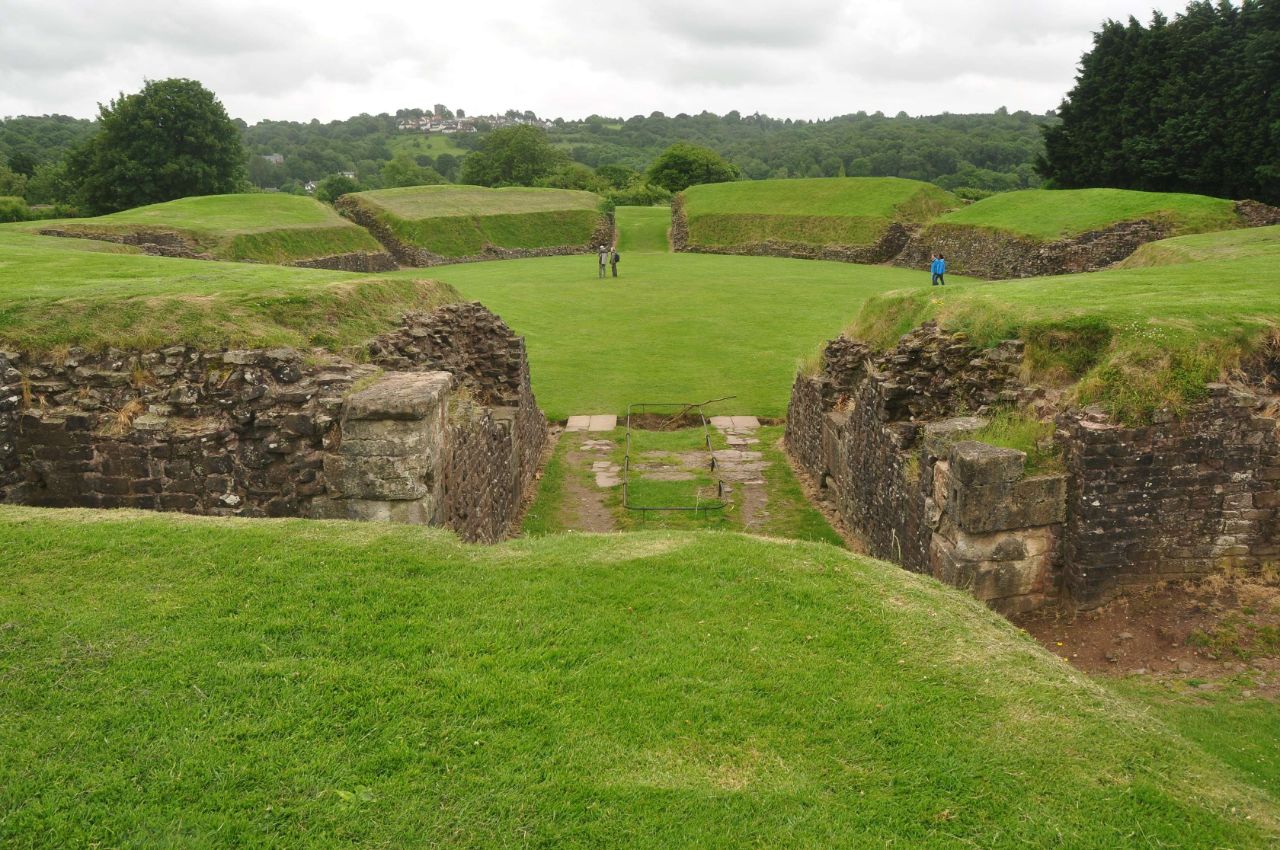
left=621, top=402, right=728, bottom=516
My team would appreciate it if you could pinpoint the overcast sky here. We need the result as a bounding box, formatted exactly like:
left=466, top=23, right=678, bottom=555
left=0, top=0, right=1195, bottom=124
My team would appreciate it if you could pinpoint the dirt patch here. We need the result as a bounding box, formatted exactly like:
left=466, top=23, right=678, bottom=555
left=626, top=412, right=708, bottom=431
left=562, top=433, right=617, bottom=533
left=1013, top=578, right=1280, bottom=697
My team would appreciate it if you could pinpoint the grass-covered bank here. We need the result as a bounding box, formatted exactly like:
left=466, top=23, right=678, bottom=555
left=681, top=177, right=957, bottom=250
left=845, top=226, right=1280, bottom=423
left=0, top=228, right=459, bottom=352
left=344, top=185, right=605, bottom=258
left=2, top=505, right=1277, bottom=848
left=22, top=194, right=386, bottom=264
left=933, top=187, right=1242, bottom=241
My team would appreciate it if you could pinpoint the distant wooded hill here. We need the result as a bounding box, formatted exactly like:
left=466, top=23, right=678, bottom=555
left=1, top=108, right=1054, bottom=202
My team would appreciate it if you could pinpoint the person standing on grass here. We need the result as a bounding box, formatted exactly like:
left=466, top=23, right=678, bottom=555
left=598, top=245, right=608, bottom=279
left=610, top=248, right=620, bottom=278
left=930, top=253, right=947, bottom=286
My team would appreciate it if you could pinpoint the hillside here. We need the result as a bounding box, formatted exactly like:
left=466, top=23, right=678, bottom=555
left=26, top=194, right=391, bottom=268
left=2, top=506, right=1276, bottom=848
left=0, top=227, right=457, bottom=352
left=850, top=225, right=1280, bottom=422
left=677, top=177, right=958, bottom=262
left=338, top=184, right=610, bottom=265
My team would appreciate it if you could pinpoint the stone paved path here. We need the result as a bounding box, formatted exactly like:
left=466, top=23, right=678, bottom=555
left=565, top=414, right=618, bottom=432
left=708, top=416, right=769, bottom=530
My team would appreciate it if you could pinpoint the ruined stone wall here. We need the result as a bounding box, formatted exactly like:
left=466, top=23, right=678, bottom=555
left=788, top=322, right=1280, bottom=612
left=290, top=251, right=398, bottom=272
left=1058, top=388, right=1280, bottom=606
left=786, top=324, right=1054, bottom=613
left=337, top=195, right=614, bottom=268
left=0, top=303, right=546, bottom=542
left=895, top=220, right=1171, bottom=280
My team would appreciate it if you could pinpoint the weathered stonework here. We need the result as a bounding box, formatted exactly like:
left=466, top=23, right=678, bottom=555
left=336, top=195, right=615, bottom=268
left=786, top=323, right=1055, bottom=614
left=1057, top=388, right=1280, bottom=606
left=670, top=193, right=916, bottom=264
left=289, top=251, right=398, bottom=272
left=0, top=303, right=546, bottom=543
left=895, top=220, right=1172, bottom=280
left=788, top=323, right=1280, bottom=612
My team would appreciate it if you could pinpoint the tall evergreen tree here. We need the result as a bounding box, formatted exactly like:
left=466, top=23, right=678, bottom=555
left=1039, top=0, right=1280, bottom=204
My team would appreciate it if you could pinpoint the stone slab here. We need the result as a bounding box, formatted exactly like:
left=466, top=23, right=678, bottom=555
left=567, top=414, right=617, bottom=432
left=344, top=371, right=452, bottom=421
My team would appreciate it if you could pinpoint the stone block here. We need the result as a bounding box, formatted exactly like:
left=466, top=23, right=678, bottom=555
left=343, top=371, right=452, bottom=421
left=949, top=441, right=1025, bottom=485
left=949, top=473, right=1066, bottom=534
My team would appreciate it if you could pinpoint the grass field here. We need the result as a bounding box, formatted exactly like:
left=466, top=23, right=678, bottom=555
left=2, top=505, right=1277, bottom=849
left=425, top=250, right=936, bottom=419
left=614, top=205, right=670, bottom=253
left=348, top=185, right=605, bottom=257
left=22, top=194, right=385, bottom=264
left=847, top=225, right=1280, bottom=422
left=934, top=188, right=1241, bottom=241
left=388, top=133, right=469, bottom=158
left=0, top=228, right=457, bottom=351
left=682, top=177, right=957, bottom=249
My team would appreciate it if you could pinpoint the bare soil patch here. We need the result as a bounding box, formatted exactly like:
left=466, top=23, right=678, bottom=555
left=1013, top=578, right=1280, bottom=698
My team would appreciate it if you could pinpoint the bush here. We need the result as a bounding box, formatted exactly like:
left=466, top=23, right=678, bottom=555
left=606, top=180, right=672, bottom=208
left=0, top=196, right=31, bottom=222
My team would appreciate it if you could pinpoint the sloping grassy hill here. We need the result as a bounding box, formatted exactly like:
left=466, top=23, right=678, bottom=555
left=934, top=188, right=1241, bottom=241
left=848, top=225, right=1280, bottom=423
left=340, top=185, right=607, bottom=261
left=0, top=228, right=457, bottom=352
left=28, top=194, right=388, bottom=264
left=679, top=177, right=957, bottom=254
left=2, top=506, right=1276, bottom=848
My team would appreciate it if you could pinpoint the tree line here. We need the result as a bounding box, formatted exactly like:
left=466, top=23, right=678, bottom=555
left=1039, top=0, right=1280, bottom=204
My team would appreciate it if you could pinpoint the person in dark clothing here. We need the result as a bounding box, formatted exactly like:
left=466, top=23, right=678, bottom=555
left=610, top=249, right=620, bottom=277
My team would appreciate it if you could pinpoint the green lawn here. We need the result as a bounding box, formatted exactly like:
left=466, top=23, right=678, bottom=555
left=847, top=225, right=1280, bottom=422
left=936, top=188, right=1241, bottom=241
left=21, top=194, right=385, bottom=264
left=426, top=251, right=938, bottom=419
left=388, top=133, right=470, bottom=157
left=2, top=505, right=1277, bottom=849
left=0, top=228, right=457, bottom=352
left=615, top=205, right=670, bottom=253
left=682, top=177, right=957, bottom=249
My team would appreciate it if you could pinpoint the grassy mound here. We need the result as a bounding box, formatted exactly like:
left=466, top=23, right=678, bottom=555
left=934, top=188, right=1241, bottom=241
left=846, top=225, right=1280, bottom=423
left=614, top=205, right=671, bottom=253
left=680, top=177, right=957, bottom=250
left=27, top=194, right=387, bottom=264
left=0, top=228, right=458, bottom=352
left=343, top=185, right=605, bottom=258
left=2, top=506, right=1276, bottom=848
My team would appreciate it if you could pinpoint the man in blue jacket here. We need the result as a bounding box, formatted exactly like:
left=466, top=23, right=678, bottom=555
left=930, top=253, right=946, bottom=286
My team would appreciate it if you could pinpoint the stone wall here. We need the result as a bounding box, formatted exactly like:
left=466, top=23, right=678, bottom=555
left=895, top=220, right=1171, bottom=280
left=337, top=195, right=614, bottom=268
left=788, top=323, right=1280, bottom=612
left=289, top=251, right=398, bottom=272
left=670, top=193, right=915, bottom=264
left=0, top=303, right=546, bottom=543
left=1057, top=388, right=1280, bottom=606
left=786, top=323, right=1057, bottom=613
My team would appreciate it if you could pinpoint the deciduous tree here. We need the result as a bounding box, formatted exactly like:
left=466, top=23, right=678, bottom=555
left=645, top=143, right=737, bottom=193
left=66, top=78, right=246, bottom=213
